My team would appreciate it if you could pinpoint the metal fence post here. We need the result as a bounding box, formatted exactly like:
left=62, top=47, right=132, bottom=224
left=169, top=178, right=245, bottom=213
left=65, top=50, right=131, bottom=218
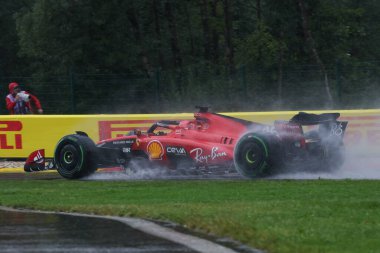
left=336, top=59, right=342, bottom=106
left=69, top=68, right=76, bottom=114
left=240, top=65, right=247, bottom=102
left=155, top=69, right=160, bottom=112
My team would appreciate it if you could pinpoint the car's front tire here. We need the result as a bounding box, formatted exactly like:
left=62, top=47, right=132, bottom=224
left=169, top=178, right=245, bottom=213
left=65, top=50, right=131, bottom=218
left=54, top=134, right=98, bottom=179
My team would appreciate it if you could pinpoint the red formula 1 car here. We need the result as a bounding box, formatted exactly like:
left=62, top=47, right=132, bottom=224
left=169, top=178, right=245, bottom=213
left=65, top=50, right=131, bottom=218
left=25, top=107, right=348, bottom=179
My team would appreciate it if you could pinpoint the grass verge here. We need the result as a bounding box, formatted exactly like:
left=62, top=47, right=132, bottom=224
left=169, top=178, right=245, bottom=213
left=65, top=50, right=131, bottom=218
left=0, top=179, right=379, bottom=253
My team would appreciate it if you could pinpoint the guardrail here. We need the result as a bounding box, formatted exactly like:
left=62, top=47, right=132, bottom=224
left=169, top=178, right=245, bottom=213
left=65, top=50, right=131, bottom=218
left=1, top=109, right=380, bottom=158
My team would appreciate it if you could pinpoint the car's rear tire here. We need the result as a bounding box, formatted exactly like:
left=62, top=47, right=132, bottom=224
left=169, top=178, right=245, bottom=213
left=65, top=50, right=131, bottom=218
left=54, top=134, right=98, bottom=179
left=234, top=133, right=277, bottom=178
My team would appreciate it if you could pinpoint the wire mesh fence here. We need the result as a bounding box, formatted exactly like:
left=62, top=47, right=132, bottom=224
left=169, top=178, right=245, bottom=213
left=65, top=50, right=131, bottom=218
left=1, top=61, right=379, bottom=114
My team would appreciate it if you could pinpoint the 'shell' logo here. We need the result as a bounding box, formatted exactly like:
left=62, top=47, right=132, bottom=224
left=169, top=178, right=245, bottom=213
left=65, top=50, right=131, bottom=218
left=0, top=121, right=23, bottom=149
left=147, top=140, right=164, bottom=160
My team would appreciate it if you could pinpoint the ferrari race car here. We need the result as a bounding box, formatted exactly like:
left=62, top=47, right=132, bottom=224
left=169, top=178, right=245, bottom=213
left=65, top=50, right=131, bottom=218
left=25, top=107, right=348, bottom=179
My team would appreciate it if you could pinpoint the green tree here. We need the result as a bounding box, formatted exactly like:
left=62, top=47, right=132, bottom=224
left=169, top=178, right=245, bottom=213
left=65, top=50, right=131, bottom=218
left=3, top=0, right=378, bottom=112
left=0, top=0, right=34, bottom=76
left=16, top=0, right=146, bottom=75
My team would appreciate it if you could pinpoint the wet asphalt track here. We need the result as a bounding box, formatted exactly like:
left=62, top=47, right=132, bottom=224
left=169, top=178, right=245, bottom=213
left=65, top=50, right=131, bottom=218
left=0, top=208, right=199, bottom=253
left=0, top=205, right=260, bottom=253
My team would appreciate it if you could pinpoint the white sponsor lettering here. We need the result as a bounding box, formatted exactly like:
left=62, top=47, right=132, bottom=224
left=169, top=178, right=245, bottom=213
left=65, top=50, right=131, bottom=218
left=330, top=122, right=343, bottom=136
left=166, top=147, right=186, bottom=155
left=122, top=148, right=131, bottom=153
left=190, top=147, right=227, bottom=163
left=33, top=151, right=44, bottom=164
left=262, top=126, right=277, bottom=134
left=113, top=140, right=134, bottom=145
left=166, top=146, right=186, bottom=155
left=113, top=140, right=126, bottom=144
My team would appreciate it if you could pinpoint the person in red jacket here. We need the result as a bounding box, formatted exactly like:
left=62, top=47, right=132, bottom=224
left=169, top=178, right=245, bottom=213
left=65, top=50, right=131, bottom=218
left=5, top=82, right=43, bottom=114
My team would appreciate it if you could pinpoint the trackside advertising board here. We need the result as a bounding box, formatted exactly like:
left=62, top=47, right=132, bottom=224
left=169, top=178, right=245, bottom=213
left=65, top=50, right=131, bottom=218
left=0, top=110, right=380, bottom=158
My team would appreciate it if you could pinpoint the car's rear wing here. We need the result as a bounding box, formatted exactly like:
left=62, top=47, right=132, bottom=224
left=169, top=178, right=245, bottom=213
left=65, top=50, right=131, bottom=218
left=290, top=112, right=340, bottom=125
left=276, top=112, right=348, bottom=141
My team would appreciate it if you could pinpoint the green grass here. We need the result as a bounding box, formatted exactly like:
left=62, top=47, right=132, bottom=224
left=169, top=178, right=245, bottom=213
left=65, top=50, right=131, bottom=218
left=0, top=179, right=379, bottom=253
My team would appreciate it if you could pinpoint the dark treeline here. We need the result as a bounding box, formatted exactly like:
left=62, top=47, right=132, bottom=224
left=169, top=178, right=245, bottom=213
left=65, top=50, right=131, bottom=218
left=1, top=0, right=379, bottom=113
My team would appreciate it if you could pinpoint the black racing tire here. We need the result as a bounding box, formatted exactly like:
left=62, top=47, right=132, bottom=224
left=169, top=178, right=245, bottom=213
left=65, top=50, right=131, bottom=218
left=54, top=134, right=98, bottom=179
left=234, top=133, right=274, bottom=178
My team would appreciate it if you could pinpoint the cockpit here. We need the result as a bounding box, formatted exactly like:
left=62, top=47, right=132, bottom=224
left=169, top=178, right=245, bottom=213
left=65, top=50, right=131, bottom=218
left=145, top=119, right=209, bottom=136
left=146, top=120, right=180, bottom=136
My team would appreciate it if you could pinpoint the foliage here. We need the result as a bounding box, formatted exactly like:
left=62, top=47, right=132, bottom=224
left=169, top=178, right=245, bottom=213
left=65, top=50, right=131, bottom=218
left=0, top=0, right=379, bottom=113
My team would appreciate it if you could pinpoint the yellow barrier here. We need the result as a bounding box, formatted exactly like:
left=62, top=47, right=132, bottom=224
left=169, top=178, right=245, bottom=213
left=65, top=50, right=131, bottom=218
left=1, top=109, right=380, bottom=158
